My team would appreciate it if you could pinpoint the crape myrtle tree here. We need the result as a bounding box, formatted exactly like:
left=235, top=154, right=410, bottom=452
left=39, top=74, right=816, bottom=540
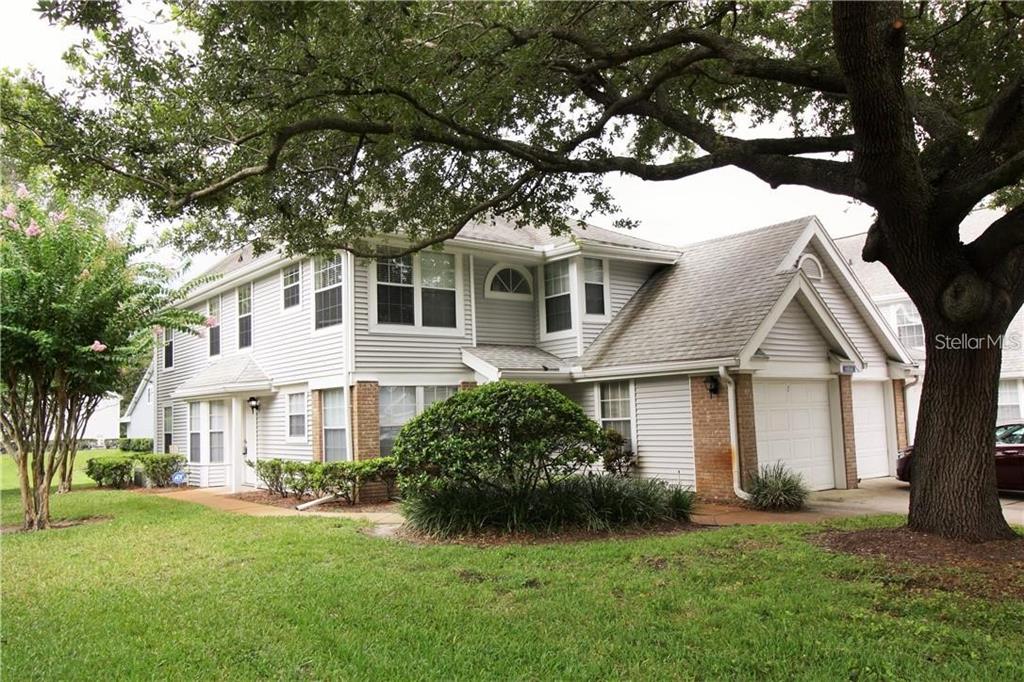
left=0, top=175, right=203, bottom=529
left=2, top=1, right=1022, bottom=540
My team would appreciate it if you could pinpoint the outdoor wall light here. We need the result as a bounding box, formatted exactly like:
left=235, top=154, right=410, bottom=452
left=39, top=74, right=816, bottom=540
left=247, top=396, right=261, bottom=413
left=703, top=375, right=720, bottom=397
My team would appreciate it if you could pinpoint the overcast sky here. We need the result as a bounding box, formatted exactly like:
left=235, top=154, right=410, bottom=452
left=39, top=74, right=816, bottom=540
left=1, top=0, right=891, bottom=274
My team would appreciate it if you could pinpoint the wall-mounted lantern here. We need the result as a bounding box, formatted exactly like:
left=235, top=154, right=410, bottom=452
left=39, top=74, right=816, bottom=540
left=703, top=375, right=720, bottom=397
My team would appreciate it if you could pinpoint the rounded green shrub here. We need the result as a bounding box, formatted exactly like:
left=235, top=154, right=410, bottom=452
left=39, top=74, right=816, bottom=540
left=136, top=453, right=185, bottom=487
left=747, top=462, right=810, bottom=511
left=84, top=456, right=135, bottom=488
left=393, top=381, right=606, bottom=501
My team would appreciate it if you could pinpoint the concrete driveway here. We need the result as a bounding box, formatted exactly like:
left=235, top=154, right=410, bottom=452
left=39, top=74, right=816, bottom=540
left=809, top=477, right=1024, bottom=526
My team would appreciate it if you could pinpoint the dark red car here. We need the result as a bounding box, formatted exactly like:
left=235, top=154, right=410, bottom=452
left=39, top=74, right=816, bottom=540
left=896, top=424, right=1024, bottom=491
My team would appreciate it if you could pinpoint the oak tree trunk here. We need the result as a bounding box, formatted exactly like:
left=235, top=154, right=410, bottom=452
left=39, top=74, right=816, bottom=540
left=907, top=318, right=1016, bottom=541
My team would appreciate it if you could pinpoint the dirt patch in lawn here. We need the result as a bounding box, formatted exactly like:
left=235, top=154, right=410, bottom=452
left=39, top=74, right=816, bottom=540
left=814, top=527, right=1024, bottom=601
left=231, top=490, right=399, bottom=514
left=395, top=520, right=705, bottom=547
left=1, top=515, right=112, bottom=534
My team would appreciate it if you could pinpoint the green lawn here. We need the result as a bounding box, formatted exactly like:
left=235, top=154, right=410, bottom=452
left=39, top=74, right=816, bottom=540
left=1, top=463, right=1021, bottom=680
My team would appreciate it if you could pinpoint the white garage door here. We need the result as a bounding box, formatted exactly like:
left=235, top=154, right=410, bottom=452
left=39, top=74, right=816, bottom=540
left=754, top=380, right=835, bottom=491
left=853, top=381, right=890, bottom=479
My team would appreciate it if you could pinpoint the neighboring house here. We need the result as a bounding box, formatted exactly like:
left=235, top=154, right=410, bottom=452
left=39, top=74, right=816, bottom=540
left=82, top=394, right=122, bottom=446
left=153, top=215, right=916, bottom=496
left=836, top=222, right=1024, bottom=442
left=120, top=364, right=155, bottom=440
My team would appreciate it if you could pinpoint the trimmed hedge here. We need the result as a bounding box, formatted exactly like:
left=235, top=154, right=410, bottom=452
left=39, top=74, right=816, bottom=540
left=84, top=456, right=135, bottom=488
left=136, top=454, right=186, bottom=487
left=250, top=457, right=398, bottom=503
left=402, top=474, right=695, bottom=537
left=117, top=438, right=154, bottom=452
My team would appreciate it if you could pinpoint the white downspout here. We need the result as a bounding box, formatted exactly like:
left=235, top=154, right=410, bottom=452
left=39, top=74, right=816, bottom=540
left=718, top=366, right=751, bottom=501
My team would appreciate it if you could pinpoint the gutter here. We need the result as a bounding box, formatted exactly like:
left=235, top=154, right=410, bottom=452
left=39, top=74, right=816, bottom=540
left=718, top=366, right=751, bottom=501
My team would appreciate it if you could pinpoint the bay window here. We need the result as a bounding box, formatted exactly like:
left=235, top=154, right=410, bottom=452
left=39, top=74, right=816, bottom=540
left=599, top=381, right=633, bottom=451
left=209, top=401, right=225, bottom=463
left=314, top=253, right=344, bottom=329
left=544, top=259, right=572, bottom=333
left=189, top=403, right=201, bottom=463
left=584, top=257, right=606, bottom=316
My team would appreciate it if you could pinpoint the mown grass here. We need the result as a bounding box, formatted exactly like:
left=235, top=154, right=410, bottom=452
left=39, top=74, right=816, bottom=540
left=1, top=457, right=1021, bottom=680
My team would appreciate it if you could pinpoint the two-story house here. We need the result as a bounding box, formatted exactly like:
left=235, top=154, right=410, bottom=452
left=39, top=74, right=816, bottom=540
left=836, top=222, right=1024, bottom=443
left=145, top=215, right=916, bottom=499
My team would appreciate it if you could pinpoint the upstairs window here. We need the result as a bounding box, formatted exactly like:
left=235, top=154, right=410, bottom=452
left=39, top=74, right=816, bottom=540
left=544, top=260, right=572, bottom=333
left=421, top=252, right=456, bottom=328
left=485, top=264, right=533, bottom=301
left=282, top=263, right=301, bottom=309
left=584, top=257, right=606, bottom=316
left=314, top=253, right=344, bottom=329
left=163, top=334, right=174, bottom=368
left=207, top=297, right=221, bottom=356
left=599, top=381, right=633, bottom=451
left=377, top=253, right=414, bottom=326
left=895, top=304, right=924, bottom=350
left=237, top=283, right=253, bottom=348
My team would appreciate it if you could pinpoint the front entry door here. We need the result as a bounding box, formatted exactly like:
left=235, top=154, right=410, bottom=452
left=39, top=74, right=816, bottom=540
left=242, top=408, right=258, bottom=487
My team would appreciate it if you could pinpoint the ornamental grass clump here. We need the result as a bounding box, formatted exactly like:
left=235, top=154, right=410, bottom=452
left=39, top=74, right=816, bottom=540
left=747, top=462, right=810, bottom=511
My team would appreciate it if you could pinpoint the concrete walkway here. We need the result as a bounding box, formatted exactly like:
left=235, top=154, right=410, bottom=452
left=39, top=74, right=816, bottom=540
left=153, top=487, right=405, bottom=525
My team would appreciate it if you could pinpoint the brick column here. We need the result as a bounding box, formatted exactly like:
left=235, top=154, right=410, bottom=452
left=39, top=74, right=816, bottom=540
left=838, top=374, right=858, bottom=489
left=892, top=378, right=909, bottom=450
left=310, top=390, right=323, bottom=462
left=691, top=375, right=736, bottom=501
left=458, top=380, right=478, bottom=391
left=732, top=373, right=759, bottom=487
left=349, top=381, right=380, bottom=461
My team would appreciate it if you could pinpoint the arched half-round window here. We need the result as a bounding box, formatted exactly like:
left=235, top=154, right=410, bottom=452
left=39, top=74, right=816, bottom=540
left=798, top=253, right=824, bottom=280
left=485, top=264, right=533, bottom=300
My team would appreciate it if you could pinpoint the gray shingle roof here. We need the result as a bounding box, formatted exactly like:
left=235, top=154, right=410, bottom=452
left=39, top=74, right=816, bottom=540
left=463, top=344, right=570, bottom=372
left=459, top=216, right=678, bottom=252
left=172, top=354, right=272, bottom=398
left=581, top=217, right=815, bottom=370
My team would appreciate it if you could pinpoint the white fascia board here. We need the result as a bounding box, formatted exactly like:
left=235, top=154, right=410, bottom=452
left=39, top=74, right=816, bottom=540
left=499, top=370, right=573, bottom=383
left=172, top=381, right=273, bottom=401
left=571, top=357, right=738, bottom=381
left=460, top=349, right=501, bottom=382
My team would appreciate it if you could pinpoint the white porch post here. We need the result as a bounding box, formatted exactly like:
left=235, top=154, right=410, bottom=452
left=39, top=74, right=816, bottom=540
left=230, top=396, right=245, bottom=492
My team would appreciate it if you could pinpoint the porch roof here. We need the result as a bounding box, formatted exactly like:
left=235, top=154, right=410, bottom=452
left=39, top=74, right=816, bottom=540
left=171, top=354, right=273, bottom=400
left=462, top=344, right=573, bottom=381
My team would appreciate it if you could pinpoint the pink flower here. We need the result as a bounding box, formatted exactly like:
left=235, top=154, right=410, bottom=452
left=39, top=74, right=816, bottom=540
left=48, top=210, right=67, bottom=223
left=204, top=316, right=218, bottom=327
left=15, top=183, right=30, bottom=199
left=24, top=220, right=41, bottom=237
left=2, top=203, right=16, bottom=220
left=89, top=340, right=107, bottom=352
left=152, top=325, right=164, bottom=336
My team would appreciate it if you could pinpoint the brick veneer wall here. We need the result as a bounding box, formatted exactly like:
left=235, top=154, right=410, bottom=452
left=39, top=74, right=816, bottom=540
left=690, top=375, right=737, bottom=500
left=350, top=381, right=380, bottom=461
left=459, top=380, right=478, bottom=391
left=892, top=378, right=909, bottom=450
left=310, top=390, right=323, bottom=462
left=733, top=373, right=758, bottom=488
left=837, top=374, right=858, bottom=489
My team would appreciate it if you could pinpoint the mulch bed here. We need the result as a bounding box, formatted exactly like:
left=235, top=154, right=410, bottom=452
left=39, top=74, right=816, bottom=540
left=231, top=490, right=400, bottom=514
left=395, top=520, right=704, bottom=547
left=1, top=515, right=112, bottom=534
left=813, top=527, right=1024, bottom=601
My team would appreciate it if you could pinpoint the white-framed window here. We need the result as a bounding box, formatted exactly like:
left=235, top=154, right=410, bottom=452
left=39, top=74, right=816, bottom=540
left=237, top=282, right=253, bottom=348
left=543, top=259, right=572, bottom=333
left=583, top=257, right=607, bottom=317
left=484, top=264, right=533, bottom=301
left=207, top=296, right=221, bottom=356
left=314, top=253, right=344, bottom=329
left=163, top=333, right=173, bottom=368
left=373, top=251, right=461, bottom=332
left=322, top=388, right=348, bottom=462
left=798, top=253, right=824, bottom=280
left=209, top=400, right=226, bottom=464
left=163, top=406, right=173, bottom=454
left=282, top=263, right=301, bottom=309
left=998, top=379, right=1022, bottom=423
left=188, top=402, right=201, bottom=463
left=287, top=392, right=306, bottom=439
left=895, top=304, right=925, bottom=350
left=379, top=385, right=457, bottom=455
left=599, top=381, right=633, bottom=451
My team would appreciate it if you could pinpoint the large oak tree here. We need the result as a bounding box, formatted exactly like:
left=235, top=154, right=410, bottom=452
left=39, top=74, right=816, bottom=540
left=3, top=1, right=1022, bottom=540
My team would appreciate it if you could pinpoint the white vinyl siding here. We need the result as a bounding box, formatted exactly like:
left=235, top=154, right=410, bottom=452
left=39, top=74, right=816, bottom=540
left=474, top=258, right=537, bottom=345
left=760, top=300, right=830, bottom=361
left=322, top=388, right=348, bottom=462
left=633, top=377, right=695, bottom=488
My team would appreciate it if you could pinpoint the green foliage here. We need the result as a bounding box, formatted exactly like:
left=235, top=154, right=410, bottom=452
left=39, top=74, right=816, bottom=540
left=135, top=453, right=185, bottom=487
left=394, top=381, right=605, bottom=501
left=117, top=438, right=154, bottom=452
left=747, top=463, right=810, bottom=512
left=250, top=457, right=397, bottom=502
left=83, top=455, right=134, bottom=488
left=402, top=474, right=695, bottom=537
left=251, top=459, right=285, bottom=497
left=601, top=428, right=636, bottom=477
